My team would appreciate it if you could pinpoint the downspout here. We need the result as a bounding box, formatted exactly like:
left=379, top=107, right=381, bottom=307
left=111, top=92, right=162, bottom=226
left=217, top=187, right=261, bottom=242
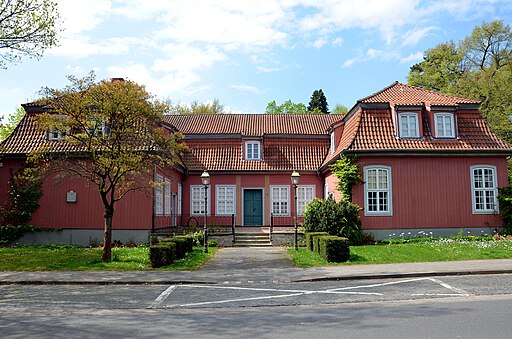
left=151, top=164, right=156, bottom=232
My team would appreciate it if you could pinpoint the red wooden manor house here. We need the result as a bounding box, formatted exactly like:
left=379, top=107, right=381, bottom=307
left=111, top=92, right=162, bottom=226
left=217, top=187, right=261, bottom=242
left=1, top=82, right=511, bottom=244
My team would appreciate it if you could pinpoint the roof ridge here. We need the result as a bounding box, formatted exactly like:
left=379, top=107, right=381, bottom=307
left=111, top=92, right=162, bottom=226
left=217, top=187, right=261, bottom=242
left=357, top=81, right=400, bottom=103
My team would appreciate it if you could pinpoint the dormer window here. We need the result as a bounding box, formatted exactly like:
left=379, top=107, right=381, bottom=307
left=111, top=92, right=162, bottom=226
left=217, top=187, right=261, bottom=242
left=246, top=141, right=261, bottom=160
left=48, top=128, right=65, bottom=140
left=398, top=113, right=419, bottom=138
left=434, top=113, right=455, bottom=138
left=330, top=132, right=335, bottom=154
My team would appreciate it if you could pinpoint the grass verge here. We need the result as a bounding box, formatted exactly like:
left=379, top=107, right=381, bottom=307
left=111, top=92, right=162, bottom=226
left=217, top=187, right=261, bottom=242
left=0, top=245, right=218, bottom=271
left=289, top=238, right=512, bottom=267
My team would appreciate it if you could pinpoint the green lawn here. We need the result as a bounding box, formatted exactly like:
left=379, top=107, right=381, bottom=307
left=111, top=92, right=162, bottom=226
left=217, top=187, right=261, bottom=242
left=0, top=245, right=218, bottom=271
left=289, top=238, right=512, bottom=267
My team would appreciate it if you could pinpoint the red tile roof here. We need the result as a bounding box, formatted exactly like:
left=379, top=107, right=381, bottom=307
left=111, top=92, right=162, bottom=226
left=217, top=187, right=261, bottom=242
left=0, top=113, right=81, bottom=155
left=359, top=81, right=479, bottom=106
left=164, top=114, right=343, bottom=136
left=328, top=109, right=512, bottom=158
left=182, top=138, right=329, bottom=172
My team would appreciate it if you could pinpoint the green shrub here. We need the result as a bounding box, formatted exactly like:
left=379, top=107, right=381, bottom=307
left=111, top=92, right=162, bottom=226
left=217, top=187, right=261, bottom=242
left=312, top=233, right=327, bottom=254
left=149, top=242, right=176, bottom=268
left=0, top=224, right=31, bottom=245
left=498, top=185, right=512, bottom=235
left=305, top=232, right=329, bottom=251
left=319, top=236, right=350, bottom=262
left=303, top=195, right=363, bottom=245
left=162, top=235, right=192, bottom=259
left=208, top=240, right=219, bottom=247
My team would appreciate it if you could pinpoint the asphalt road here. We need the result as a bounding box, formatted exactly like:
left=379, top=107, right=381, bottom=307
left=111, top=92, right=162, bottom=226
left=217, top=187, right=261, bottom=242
left=1, top=274, right=512, bottom=338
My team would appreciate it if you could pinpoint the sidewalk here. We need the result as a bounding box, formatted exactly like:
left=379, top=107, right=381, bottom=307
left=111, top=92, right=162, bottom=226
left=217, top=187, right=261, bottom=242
left=1, top=247, right=512, bottom=285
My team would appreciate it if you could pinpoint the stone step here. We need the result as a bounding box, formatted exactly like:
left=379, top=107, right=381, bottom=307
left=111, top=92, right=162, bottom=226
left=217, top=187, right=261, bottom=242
left=233, top=233, right=272, bottom=247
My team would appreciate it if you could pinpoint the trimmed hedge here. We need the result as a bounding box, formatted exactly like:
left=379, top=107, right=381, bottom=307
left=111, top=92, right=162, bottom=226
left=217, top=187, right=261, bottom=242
left=318, top=236, right=350, bottom=262
left=306, top=232, right=329, bottom=251
left=149, top=242, right=176, bottom=268
left=161, top=235, right=194, bottom=259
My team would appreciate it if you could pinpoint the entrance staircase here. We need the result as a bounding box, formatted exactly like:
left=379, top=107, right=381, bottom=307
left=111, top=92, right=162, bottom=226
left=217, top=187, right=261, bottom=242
left=233, top=227, right=272, bottom=247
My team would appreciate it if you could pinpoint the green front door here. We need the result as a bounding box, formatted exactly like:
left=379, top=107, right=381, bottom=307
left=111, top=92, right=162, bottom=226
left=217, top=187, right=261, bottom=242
left=244, top=189, right=263, bottom=225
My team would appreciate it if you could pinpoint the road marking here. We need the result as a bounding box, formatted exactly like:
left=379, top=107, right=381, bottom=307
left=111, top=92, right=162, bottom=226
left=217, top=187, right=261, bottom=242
left=326, top=277, right=431, bottom=291
left=184, top=284, right=383, bottom=295
left=428, top=278, right=471, bottom=296
left=148, top=285, right=177, bottom=309
left=168, top=292, right=307, bottom=308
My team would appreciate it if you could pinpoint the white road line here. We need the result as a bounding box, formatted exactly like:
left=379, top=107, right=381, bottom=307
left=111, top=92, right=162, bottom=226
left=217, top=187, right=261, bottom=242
left=148, top=285, right=177, bottom=309
left=183, top=284, right=383, bottom=295
left=326, top=277, right=431, bottom=292
left=428, top=278, right=471, bottom=296
left=168, top=292, right=309, bottom=308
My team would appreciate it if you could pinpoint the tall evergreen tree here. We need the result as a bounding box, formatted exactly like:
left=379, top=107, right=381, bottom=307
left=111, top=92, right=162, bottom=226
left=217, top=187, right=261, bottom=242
left=308, top=89, right=329, bottom=114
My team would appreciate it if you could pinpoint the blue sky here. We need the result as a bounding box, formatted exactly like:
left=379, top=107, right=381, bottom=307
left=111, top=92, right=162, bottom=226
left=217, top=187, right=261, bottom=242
left=1, top=0, right=512, bottom=121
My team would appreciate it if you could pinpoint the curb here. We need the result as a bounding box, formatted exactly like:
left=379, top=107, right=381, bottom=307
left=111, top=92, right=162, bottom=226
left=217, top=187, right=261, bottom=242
left=1, top=269, right=512, bottom=285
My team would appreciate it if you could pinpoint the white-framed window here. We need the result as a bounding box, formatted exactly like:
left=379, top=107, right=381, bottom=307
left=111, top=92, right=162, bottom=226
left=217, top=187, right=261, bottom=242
left=271, top=186, right=290, bottom=215
left=154, top=174, right=163, bottom=216
left=164, top=179, right=171, bottom=216
left=177, top=183, right=182, bottom=215
left=399, top=113, right=419, bottom=138
left=48, top=115, right=68, bottom=141
left=364, top=166, right=392, bottom=216
left=471, top=166, right=498, bottom=214
left=216, top=185, right=236, bottom=215
left=86, top=119, right=106, bottom=138
left=297, top=185, right=315, bottom=216
left=435, top=113, right=455, bottom=138
left=191, top=185, right=210, bottom=215
left=246, top=141, right=261, bottom=160
left=330, top=132, right=335, bottom=154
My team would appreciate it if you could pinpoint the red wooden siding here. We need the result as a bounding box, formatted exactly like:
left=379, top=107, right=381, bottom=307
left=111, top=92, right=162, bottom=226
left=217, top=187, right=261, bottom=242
left=182, top=172, right=323, bottom=226
left=352, top=155, right=508, bottom=230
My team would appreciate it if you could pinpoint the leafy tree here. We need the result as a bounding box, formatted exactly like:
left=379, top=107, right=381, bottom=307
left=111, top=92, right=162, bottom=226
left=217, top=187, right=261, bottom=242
left=407, top=20, right=512, bottom=143
left=0, top=107, right=25, bottom=141
left=35, top=72, right=185, bottom=262
left=408, top=41, right=464, bottom=90
left=331, top=104, right=349, bottom=115
left=0, top=0, right=60, bottom=68
left=307, top=89, right=329, bottom=113
left=167, top=98, right=227, bottom=114
left=265, top=100, right=309, bottom=114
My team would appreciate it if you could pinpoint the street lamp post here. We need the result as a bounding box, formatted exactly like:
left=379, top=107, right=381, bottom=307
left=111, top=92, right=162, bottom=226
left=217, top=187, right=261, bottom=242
left=201, top=170, right=210, bottom=253
left=291, top=170, right=300, bottom=250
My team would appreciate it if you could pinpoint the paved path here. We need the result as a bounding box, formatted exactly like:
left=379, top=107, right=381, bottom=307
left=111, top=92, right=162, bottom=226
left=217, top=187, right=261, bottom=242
left=201, top=247, right=294, bottom=270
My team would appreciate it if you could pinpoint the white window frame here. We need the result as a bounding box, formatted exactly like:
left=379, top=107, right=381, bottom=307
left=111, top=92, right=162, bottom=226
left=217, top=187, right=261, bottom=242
left=48, top=115, right=68, bottom=141
left=471, top=165, right=499, bottom=214
left=364, top=166, right=392, bottom=216
left=245, top=141, right=261, bottom=160
left=177, top=183, right=182, bottom=215
left=434, top=112, right=455, bottom=138
left=190, top=185, right=210, bottom=216
left=216, top=185, right=236, bottom=215
left=398, top=113, right=419, bottom=138
left=164, top=178, right=171, bottom=216
left=154, top=174, right=163, bottom=216
left=271, top=185, right=290, bottom=216
left=330, top=132, right=335, bottom=154
left=296, top=185, right=315, bottom=216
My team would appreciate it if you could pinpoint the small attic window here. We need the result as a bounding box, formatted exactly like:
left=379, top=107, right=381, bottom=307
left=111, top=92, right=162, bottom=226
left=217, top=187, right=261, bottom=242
left=330, top=132, right=335, bottom=154
left=398, top=113, right=419, bottom=138
left=434, top=113, right=455, bottom=138
left=245, top=141, right=261, bottom=160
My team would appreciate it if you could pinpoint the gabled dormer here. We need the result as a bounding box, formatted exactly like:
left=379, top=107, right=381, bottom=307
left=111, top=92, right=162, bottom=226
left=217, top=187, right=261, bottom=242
left=243, top=138, right=262, bottom=161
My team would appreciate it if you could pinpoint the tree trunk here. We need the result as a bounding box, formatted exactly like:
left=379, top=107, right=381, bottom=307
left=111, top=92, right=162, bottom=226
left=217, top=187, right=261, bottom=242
left=102, top=206, right=114, bottom=262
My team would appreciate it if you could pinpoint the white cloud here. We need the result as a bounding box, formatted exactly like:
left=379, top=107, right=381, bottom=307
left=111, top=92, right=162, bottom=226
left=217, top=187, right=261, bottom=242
left=401, top=26, right=437, bottom=47
left=312, top=38, right=327, bottom=48
left=56, top=0, right=113, bottom=35
left=332, top=37, right=343, bottom=47
left=153, top=44, right=227, bottom=73
left=400, top=51, right=424, bottom=64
